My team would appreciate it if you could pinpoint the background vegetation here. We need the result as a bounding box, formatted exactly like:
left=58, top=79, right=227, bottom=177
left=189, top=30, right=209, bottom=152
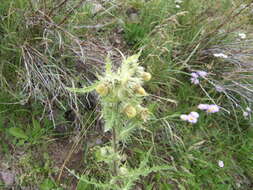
left=0, top=0, right=253, bottom=189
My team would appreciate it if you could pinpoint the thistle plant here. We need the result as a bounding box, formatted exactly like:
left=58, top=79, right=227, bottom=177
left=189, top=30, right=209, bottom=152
left=66, top=53, right=167, bottom=189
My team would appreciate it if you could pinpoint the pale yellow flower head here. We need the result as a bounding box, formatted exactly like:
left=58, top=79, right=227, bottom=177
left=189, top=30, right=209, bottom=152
left=96, top=83, right=109, bottom=96
left=124, top=105, right=137, bottom=118
left=141, top=72, right=152, bottom=81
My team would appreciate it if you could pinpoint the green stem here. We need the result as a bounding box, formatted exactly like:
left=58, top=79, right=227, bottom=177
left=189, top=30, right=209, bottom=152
left=112, top=126, right=118, bottom=176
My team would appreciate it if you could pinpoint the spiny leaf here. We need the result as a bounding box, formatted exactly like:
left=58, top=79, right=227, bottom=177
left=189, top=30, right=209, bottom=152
left=105, top=55, right=112, bottom=74
left=66, top=84, right=97, bottom=94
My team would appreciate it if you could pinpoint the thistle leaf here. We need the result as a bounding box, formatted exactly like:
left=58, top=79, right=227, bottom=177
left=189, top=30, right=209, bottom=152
left=105, top=55, right=112, bottom=74
left=66, top=84, right=97, bottom=94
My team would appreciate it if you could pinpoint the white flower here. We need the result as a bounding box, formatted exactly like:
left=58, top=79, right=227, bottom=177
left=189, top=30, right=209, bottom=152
left=243, top=111, right=249, bottom=117
left=206, top=104, right=220, bottom=113
left=218, top=160, right=224, bottom=168
left=180, top=112, right=199, bottom=124
left=196, top=70, right=208, bottom=78
left=180, top=114, right=188, bottom=121
left=175, top=0, right=183, bottom=3
left=189, top=111, right=199, bottom=118
left=213, top=53, right=228, bottom=59
left=198, top=104, right=209, bottom=110
left=191, top=72, right=199, bottom=78
left=246, top=107, right=251, bottom=112
left=187, top=115, right=198, bottom=123
left=175, top=5, right=180, bottom=8
left=190, top=77, right=199, bottom=85
left=238, top=33, right=246, bottom=39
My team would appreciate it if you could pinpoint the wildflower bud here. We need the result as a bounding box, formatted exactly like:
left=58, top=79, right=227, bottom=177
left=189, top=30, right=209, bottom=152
left=96, top=83, right=109, bottom=96
left=141, top=72, right=152, bottom=81
left=140, top=108, right=149, bottom=121
left=124, top=105, right=137, bottom=118
left=119, top=166, right=128, bottom=176
left=134, top=85, right=147, bottom=96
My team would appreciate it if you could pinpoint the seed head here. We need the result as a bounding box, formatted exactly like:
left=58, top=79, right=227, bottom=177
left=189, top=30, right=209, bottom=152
left=119, top=166, right=128, bottom=175
left=140, top=108, right=149, bottom=121
left=142, top=72, right=152, bottom=81
left=96, top=83, right=109, bottom=96
left=124, top=105, right=137, bottom=118
left=135, top=85, right=147, bottom=96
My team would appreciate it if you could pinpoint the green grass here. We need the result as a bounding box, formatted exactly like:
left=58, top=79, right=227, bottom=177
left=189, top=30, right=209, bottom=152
left=0, top=0, right=253, bottom=189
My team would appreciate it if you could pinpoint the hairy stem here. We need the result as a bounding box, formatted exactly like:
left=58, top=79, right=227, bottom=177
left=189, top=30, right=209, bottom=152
left=112, top=126, right=118, bottom=176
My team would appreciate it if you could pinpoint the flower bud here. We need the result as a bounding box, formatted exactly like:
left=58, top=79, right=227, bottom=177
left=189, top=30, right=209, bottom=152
left=96, top=83, right=109, bottom=96
left=134, top=85, right=147, bottom=96
left=119, top=166, right=128, bottom=175
left=124, top=105, right=137, bottom=118
left=142, top=72, right=152, bottom=81
left=140, top=108, right=149, bottom=121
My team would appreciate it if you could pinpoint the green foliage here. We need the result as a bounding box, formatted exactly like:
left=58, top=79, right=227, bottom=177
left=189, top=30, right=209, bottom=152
left=8, top=127, right=28, bottom=140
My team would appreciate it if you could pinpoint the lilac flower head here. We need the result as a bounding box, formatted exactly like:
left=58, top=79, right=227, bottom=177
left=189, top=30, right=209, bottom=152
left=198, top=104, right=209, bottom=110
left=180, top=114, right=188, bottom=121
left=180, top=111, right=199, bottom=124
left=191, top=72, right=199, bottom=78
left=190, top=77, right=199, bottom=85
left=189, top=111, right=199, bottom=118
left=206, top=104, right=220, bottom=113
left=218, top=160, right=224, bottom=168
left=187, top=115, right=198, bottom=123
left=196, top=70, right=208, bottom=78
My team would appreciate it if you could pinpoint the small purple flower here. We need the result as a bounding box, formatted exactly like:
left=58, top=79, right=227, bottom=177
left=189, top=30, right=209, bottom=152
left=189, top=111, right=199, bottom=118
left=191, top=72, right=199, bottom=78
left=180, top=114, right=188, bottom=121
left=180, top=112, right=199, bottom=124
left=190, top=77, right=200, bottom=85
left=196, top=71, right=208, bottom=78
left=198, top=104, right=209, bottom=110
left=218, top=160, right=224, bottom=168
left=206, top=104, right=220, bottom=113
left=187, top=115, right=198, bottom=123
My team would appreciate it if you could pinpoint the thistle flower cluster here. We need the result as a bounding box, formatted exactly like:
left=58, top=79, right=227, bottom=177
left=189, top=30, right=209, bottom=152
left=190, top=71, right=208, bottom=85
left=95, top=53, right=151, bottom=121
